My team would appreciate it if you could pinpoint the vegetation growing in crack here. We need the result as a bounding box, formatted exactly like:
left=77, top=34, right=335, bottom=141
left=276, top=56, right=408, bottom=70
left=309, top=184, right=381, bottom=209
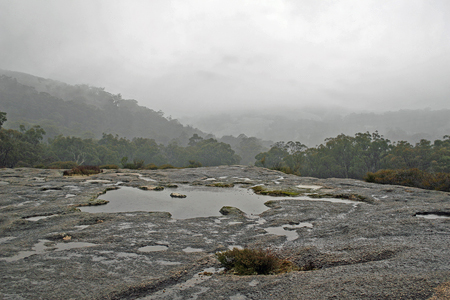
left=216, top=248, right=298, bottom=275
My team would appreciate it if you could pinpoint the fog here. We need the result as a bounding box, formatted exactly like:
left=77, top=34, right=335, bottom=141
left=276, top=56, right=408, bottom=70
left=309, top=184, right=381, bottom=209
left=1, top=0, right=450, bottom=120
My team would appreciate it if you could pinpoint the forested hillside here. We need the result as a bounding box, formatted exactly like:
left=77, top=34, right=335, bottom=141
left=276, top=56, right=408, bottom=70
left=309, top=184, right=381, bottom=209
left=184, top=108, right=450, bottom=147
left=0, top=70, right=202, bottom=144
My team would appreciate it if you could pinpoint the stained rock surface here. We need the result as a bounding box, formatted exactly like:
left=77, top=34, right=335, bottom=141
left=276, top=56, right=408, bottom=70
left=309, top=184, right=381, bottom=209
left=0, top=166, right=449, bottom=299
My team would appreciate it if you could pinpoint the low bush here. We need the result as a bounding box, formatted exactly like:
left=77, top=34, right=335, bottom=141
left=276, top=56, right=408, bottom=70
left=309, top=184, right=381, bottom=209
left=187, top=160, right=202, bottom=168
left=158, top=164, right=175, bottom=169
left=63, top=165, right=102, bottom=176
left=99, top=164, right=119, bottom=169
left=144, top=163, right=158, bottom=170
left=216, top=248, right=281, bottom=275
left=365, top=168, right=450, bottom=192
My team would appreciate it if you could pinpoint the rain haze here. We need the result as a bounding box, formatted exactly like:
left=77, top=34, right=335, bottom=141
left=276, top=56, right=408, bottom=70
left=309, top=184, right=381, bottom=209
left=1, top=0, right=450, bottom=120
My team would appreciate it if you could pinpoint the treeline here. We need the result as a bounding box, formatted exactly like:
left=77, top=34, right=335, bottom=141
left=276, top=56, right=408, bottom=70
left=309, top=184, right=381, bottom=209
left=0, top=115, right=240, bottom=168
left=255, top=132, right=450, bottom=179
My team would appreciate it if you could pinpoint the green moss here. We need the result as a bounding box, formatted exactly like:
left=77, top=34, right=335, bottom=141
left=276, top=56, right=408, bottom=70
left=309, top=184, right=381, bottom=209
left=251, top=186, right=300, bottom=197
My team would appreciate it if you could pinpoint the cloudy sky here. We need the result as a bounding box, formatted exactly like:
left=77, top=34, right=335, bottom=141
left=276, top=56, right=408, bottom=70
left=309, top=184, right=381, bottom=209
left=1, top=0, right=449, bottom=117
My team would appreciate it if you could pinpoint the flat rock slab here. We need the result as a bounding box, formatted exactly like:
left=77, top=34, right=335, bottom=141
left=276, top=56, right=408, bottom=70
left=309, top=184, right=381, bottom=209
left=0, top=166, right=449, bottom=299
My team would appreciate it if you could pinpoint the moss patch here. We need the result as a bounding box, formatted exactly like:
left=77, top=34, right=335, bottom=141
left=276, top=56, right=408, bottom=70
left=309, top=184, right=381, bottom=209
left=251, top=186, right=300, bottom=197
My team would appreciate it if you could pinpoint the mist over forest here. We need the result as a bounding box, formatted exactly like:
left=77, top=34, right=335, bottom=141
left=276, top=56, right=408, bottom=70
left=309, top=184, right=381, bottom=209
left=1, top=68, right=448, bottom=150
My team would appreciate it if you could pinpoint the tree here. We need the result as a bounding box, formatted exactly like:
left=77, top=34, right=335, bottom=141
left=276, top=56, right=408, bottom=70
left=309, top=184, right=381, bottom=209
left=0, top=111, right=6, bottom=128
left=0, top=125, right=46, bottom=167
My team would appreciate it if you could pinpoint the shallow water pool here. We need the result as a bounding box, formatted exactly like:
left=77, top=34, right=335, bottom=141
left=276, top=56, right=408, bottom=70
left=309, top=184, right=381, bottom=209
left=79, top=185, right=270, bottom=219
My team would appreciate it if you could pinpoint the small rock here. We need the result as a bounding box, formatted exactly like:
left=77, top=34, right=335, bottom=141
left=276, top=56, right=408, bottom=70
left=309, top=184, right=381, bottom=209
left=139, top=185, right=164, bottom=191
left=170, top=193, right=187, bottom=198
left=219, top=206, right=245, bottom=216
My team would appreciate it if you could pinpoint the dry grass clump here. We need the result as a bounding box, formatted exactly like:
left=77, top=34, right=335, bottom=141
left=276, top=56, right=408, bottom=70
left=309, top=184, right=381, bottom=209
left=216, top=248, right=297, bottom=275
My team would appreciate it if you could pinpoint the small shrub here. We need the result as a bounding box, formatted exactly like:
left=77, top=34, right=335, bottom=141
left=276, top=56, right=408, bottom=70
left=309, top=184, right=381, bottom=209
left=187, top=160, right=202, bottom=168
left=159, top=164, right=175, bottom=169
left=133, top=159, right=145, bottom=169
left=15, top=161, right=32, bottom=168
left=123, top=163, right=137, bottom=169
left=216, top=248, right=281, bottom=275
left=63, top=165, right=102, bottom=176
left=99, top=164, right=119, bottom=169
left=144, top=163, right=158, bottom=170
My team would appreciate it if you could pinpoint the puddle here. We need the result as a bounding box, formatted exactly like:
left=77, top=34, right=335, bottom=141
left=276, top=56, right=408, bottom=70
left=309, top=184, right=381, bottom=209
left=282, top=222, right=313, bottom=229
left=0, top=239, right=98, bottom=262
left=294, top=196, right=364, bottom=204
left=138, top=245, right=168, bottom=252
left=85, top=180, right=111, bottom=184
left=79, top=185, right=272, bottom=219
left=264, top=223, right=313, bottom=242
left=139, top=175, right=157, bottom=182
left=156, top=260, right=181, bottom=265
left=249, top=280, right=259, bottom=287
left=24, top=214, right=58, bottom=221
left=75, top=225, right=90, bottom=230
left=415, top=212, right=450, bottom=219
left=182, top=247, right=204, bottom=253
left=78, top=185, right=362, bottom=220
left=0, top=237, right=16, bottom=244
left=228, top=245, right=244, bottom=250
left=296, top=185, right=322, bottom=190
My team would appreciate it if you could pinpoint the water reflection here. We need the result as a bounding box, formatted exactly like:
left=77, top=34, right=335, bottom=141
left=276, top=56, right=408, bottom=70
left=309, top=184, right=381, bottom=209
left=79, top=185, right=270, bottom=219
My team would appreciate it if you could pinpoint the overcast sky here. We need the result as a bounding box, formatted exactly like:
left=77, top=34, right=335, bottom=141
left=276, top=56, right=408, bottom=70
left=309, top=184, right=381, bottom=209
left=1, top=0, right=449, bottom=118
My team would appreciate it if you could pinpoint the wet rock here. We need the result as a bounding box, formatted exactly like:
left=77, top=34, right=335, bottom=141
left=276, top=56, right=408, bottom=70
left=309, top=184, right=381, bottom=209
left=170, top=192, right=187, bottom=198
left=0, top=166, right=449, bottom=299
left=219, top=206, right=245, bottom=216
left=139, top=185, right=164, bottom=191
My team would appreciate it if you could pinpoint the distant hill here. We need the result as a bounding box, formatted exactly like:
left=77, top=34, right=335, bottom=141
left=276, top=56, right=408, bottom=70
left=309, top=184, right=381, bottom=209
left=182, top=108, right=450, bottom=147
left=0, top=69, right=203, bottom=145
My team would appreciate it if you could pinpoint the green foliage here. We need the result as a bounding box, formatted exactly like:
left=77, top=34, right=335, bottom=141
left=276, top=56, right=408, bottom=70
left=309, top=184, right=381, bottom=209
left=99, top=164, right=119, bottom=169
left=216, top=248, right=281, bottom=275
left=256, top=132, right=450, bottom=182
left=250, top=186, right=300, bottom=197
left=0, top=122, right=46, bottom=167
left=187, top=160, right=202, bottom=168
left=63, top=165, right=102, bottom=176
left=365, top=168, right=450, bottom=192
left=144, top=163, right=158, bottom=170
left=158, top=164, right=175, bottom=169
left=0, top=111, right=6, bottom=128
